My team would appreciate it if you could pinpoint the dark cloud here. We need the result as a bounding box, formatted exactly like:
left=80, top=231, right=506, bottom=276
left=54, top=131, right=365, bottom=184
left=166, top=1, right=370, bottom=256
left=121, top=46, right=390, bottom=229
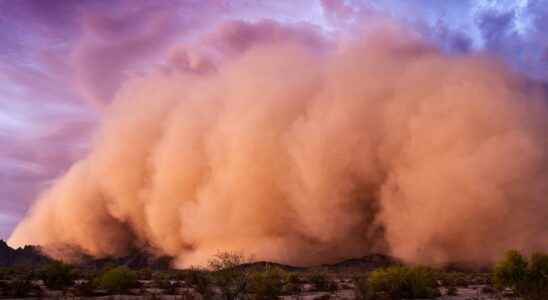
left=476, top=10, right=517, bottom=50
left=473, top=3, right=547, bottom=81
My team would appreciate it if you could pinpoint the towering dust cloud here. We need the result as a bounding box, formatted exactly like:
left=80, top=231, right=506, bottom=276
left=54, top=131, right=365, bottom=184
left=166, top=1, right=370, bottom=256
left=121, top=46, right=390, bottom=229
left=9, top=20, right=548, bottom=267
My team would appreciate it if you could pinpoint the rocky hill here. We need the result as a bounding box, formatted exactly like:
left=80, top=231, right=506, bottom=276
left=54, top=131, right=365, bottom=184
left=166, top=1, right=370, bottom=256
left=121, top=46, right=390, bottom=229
left=0, top=240, right=170, bottom=270
left=0, top=240, right=52, bottom=267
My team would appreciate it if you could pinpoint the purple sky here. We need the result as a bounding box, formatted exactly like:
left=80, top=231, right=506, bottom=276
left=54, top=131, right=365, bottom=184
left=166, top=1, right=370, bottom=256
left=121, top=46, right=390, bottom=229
left=0, top=0, right=547, bottom=239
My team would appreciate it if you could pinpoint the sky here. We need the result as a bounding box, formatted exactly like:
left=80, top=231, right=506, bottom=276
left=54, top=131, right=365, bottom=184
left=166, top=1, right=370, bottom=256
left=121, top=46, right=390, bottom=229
left=0, top=0, right=547, bottom=240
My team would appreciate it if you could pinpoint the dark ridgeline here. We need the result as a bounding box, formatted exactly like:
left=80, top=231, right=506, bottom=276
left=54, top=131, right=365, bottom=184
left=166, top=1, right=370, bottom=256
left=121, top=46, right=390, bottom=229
left=0, top=239, right=403, bottom=272
left=0, top=240, right=52, bottom=267
left=0, top=240, right=170, bottom=270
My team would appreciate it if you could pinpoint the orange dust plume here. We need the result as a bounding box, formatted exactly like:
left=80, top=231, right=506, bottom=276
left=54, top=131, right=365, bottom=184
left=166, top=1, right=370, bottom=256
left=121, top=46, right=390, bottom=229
left=9, top=20, right=548, bottom=267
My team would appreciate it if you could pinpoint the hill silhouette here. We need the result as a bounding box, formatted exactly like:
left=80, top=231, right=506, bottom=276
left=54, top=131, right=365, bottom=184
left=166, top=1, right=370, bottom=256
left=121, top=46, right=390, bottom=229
left=0, top=240, right=52, bottom=267
left=0, top=240, right=401, bottom=272
left=0, top=240, right=171, bottom=270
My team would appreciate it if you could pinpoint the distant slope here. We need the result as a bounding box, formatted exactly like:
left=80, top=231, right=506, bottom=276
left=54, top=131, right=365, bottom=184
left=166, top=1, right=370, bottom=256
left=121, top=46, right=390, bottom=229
left=0, top=240, right=398, bottom=272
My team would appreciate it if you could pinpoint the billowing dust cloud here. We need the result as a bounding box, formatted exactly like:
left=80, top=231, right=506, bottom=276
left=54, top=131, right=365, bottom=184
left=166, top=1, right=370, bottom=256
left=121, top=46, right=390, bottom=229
left=9, top=20, right=548, bottom=267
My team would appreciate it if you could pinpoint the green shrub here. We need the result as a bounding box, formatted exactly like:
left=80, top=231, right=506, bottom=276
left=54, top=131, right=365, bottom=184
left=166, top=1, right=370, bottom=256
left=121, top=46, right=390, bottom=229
left=494, top=250, right=548, bottom=300
left=248, top=266, right=285, bottom=299
left=493, top=250, right=528, bottom=290
left=40, top=261, right=74, bottom=290
left=309, top=272, right=328, bottom=290
left=94, top=267, right=138, bottom=293
left=365, top=266, right=440, bottom=300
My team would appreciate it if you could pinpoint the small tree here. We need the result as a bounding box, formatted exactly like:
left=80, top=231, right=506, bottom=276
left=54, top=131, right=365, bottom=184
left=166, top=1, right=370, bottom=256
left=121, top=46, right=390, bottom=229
left=494, top=250, right=548, bottom=300
left=527, top=253, right=548, bottom=299
left=208, top=251, right=250, bottom=300
left=493, top=250, right=528, bottom=293
left=95, top=267, right=138, bottom=294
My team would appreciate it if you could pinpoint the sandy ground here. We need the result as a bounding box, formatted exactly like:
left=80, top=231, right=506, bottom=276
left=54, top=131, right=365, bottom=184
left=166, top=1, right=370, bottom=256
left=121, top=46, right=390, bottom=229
left=28, top=286, right=510, bottom=300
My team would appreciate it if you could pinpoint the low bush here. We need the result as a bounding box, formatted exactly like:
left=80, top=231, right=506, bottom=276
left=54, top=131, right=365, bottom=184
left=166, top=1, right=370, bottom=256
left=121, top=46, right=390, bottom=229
left=5, top=277, right=41, bottom=297
left=438, top=271, right=469, bottom=287
left=364, top=266, right=440, bottom=300
left=94, top=267, right=138, bottom=294
left=285, top=272, right=301, bottom=284
left=309, top=272, right=328, bottom=290
left=446, top=286, right=458, bottom=296
left=179, top=268, right=212, bottom=297
left=73, top=280, right=96, bottom=296
left=153, top=272, right=178, bottom=294
left=248, top=266, right=285, bottom=299
left=282, top=272, right=301, bottom=294
left=0, top=267, right=17, bottom=280
left=41, top=261, right=74, bottom=290
left=354, top=275, right=369, bottom=299
left=494, top=250, right=548, bottom=300
left=137, top=268, right=153, bottom=280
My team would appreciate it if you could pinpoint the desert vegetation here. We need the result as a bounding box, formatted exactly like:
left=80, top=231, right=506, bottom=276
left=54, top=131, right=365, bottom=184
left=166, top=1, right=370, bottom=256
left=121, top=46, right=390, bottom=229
left=354, top=266, right=440, bottom=299
left=0, top=242, right=546, bottom=299
left=493, top=250, right=548, bottom=300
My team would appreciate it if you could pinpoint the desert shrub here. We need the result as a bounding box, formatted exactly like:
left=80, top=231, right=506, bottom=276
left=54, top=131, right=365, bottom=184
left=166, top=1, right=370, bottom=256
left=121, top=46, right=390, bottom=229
left=73, top=280, right=97, bottom=296
left=40, top=261, right=74, bottom=290
left=138, top=268, right=153, bottom=280
left=494, top=250, right=548, bottom=300
left=153, top=272, right=179, bottom=294
left=95, top=266, right=138, bottom=293
left=281, top=272, right=301, bottom=294
left=282, top=282, right=300, bottom=295
left=179, top=268, right=212, bottom=297
left=248, top=266, right=285, bottom=299
left=308, top=271, right=336, bottom=291
left=5, top=277, right=40, bottom=297
left=446, top=286, right=458, bottom=296
left=208, top=251, right=248, bottom=271
left=161, top=280, right=179, bottom=295
left=481, top=285, right=495, bottom=294
left=365, top=266, right=440, bottom=300
left=439, top=271, right=468, bottom=287
left=309, top=272, right=328, bottom=290
left=493, top=250, right=528, bottom=290
left=526, top=253, right=548, bottom=299
left=354, top=275, right=369, bottom=299
left=208, top=251, right=250, bottom=300
left=285, top=272, right=301, bottom=284
left=0, top=267, right=17, bottom=280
